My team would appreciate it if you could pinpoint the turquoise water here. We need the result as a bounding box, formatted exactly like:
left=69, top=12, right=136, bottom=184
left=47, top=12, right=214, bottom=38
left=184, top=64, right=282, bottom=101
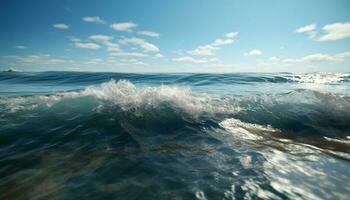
left=0, top=71, right=349, bottom=199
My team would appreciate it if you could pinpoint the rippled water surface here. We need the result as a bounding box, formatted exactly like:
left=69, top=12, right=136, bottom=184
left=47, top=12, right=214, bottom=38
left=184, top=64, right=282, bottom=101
left=0, top=71, right=349, bottom=200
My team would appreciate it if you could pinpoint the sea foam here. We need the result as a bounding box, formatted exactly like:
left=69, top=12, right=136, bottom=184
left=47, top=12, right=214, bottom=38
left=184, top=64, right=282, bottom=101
left=284, top=72, right=350, bottom=84
left=0, top=80, right=239, bottom=116
left=219, top=118, right=278, bottom=140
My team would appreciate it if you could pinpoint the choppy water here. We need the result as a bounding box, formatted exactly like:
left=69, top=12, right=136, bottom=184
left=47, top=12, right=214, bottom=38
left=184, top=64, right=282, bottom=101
left=0, top=71, right=349, bottom=200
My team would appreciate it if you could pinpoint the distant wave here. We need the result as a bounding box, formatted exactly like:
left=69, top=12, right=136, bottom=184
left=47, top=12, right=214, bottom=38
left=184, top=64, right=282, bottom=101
left=1, top=71, right=349, bottom=85
left=283, top=72, right=350, bottom=84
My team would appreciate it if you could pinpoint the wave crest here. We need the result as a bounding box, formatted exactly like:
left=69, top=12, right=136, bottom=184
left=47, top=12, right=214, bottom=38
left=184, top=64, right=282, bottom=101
left=82, top=80, right=238, bottom=115
left=283, top=72, right=350, bottom=84
left=219, top=118, right=279, bottom=140
left=0, top=80, right=239, bottom=117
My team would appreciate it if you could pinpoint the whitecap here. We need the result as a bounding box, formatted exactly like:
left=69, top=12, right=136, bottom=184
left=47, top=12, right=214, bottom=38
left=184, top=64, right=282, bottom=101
left=284, top=72, right=349, bottom=84
left=0, top=80, right=240, bottom=117
left=219, top=118, right=278, bottom=140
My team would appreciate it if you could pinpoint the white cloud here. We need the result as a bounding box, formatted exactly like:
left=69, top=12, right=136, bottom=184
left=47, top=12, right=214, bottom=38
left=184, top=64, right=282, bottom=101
left=296, top=22, right=350, bottom=41
left=296, top=24, right=317, bottom=33
left=110, top=22, right=137, bottom=32
left=74, top=42, right=101, bottom=49
left=86, top=58, right=104, bottom=64
left=173, top=56, right=218, bottom=63
left=244, top=49, right=262, bottom=56
left=2, top=54, right=73, bottom=65
left=334, top=52, right=350, bottom=60
left=269, top=57, right=279, bottom=62
left=305, top=52, right=350, bottom=62
left=212, top=38, right=234, bottom=46
left=155, top=53, right=164, bottom=58
left=302, top=54, right=335, bottom=62
left=122, top=58, right=146, bottom=65
left=119, top=37, right=160, bottom=52
left=83, top=57, right=147, bottom=67
left=82, top=16, right=105, bottom=24
left=295, top=24, right=317, bottom=39
left=89, top=35, right=120, bottom=52
left=261, top=51, right=350, bottom=67
left=109, top=52, right=148, bottom=57
left=89, top=35, right=113, bottom=42
left=53, top=23, right=69, bottom=29
left=188, top=32, right=238, bottom=56
left=14, top=45, right=27, bottom=49
left=318, top=22, right=350, bottom=41
left=188, top=45, right=218, bottom=56
left=226, top=32, right=238, bottom=38
left=300, top=52, right=350, bottom=63
left=138, top=31, right=160, bottom=37
left=106, top=44, right=121, bottom=52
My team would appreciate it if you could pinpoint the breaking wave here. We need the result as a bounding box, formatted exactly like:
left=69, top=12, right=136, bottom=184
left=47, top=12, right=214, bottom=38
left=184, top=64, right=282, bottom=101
left=1, top=80, right=350, bottom=147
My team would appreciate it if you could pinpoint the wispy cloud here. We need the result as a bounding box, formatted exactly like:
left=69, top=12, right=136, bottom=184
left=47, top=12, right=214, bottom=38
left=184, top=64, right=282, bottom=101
left=244, top=49, right=262, bottom=56
left=14, top=45, right=27, bottom=49
left=110, top=22, right=137, bottom=32
left=138, top=31, right=160, bottom=37
left=188, top=32, right=238, bottom=55
left=318, top=22, right=350, bottom=41
left=83, top=57, right=147, bottom=68
left=121, top=58, right=146, bottom=65
left=187, top=45, right=219, bottom=56
left=225, top=32, right=238, bottom=38
left=119, top=37, right=160, bottom=52
left=109, top=52, right=148, bottom=57
left=89, top=35, right=113, bottom=42
left=74, top=42, right=101, bottom=49
left=303, top=52, right=350, bottom=62
left=302, top=54, right=336, bottom=62
left=89, top=35, right=120, bottom=52
left=296, top=22, right=350, bottom=41
left=53, top=23, right=69, bottom=29
left=85, top=34, right=158, bottom=58
left=173, top=56, right=218, bottom=63
left=296, top=24, right=317, bottom=33
left=2, top=54, right=73, bottom=65
left=86, top=58, right=104, bottom=65
left=155, top=53, right=164, bottom=58
left=82, top=16, right=106, bottom=24
left=295, top=24, right=317, bottom=39
left=260, top=51, right=350, bottom=66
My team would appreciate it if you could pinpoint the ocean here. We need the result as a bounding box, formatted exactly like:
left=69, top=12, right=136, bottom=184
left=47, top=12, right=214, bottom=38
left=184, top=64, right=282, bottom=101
left=0, top=71, right=349, bottom=200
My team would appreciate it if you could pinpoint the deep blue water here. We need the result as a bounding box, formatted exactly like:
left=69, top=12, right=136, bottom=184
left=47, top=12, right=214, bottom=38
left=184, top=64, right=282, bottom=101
left=0, top=71, right=350, bottom=200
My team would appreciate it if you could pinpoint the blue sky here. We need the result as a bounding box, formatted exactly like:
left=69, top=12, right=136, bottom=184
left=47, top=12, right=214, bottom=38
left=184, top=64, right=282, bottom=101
left=0, top=0, right=350, bottom=72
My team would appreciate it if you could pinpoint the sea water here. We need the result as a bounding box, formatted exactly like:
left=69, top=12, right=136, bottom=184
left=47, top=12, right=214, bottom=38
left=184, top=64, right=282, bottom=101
left=0, top=71, right=349, bottom=199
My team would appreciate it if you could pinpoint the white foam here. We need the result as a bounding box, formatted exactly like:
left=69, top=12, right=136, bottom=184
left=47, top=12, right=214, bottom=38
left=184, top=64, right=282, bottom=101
left=219, top=118, right=278, bottom=140
left=195, top=191, right=208, bottom=200
left=0, top=80, right=239, bottom=116
left=286, top=72, right=349, bottom=84
left=323, top=137, right=350, bottom=144
left=82, top=80, right=240, bottom=115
